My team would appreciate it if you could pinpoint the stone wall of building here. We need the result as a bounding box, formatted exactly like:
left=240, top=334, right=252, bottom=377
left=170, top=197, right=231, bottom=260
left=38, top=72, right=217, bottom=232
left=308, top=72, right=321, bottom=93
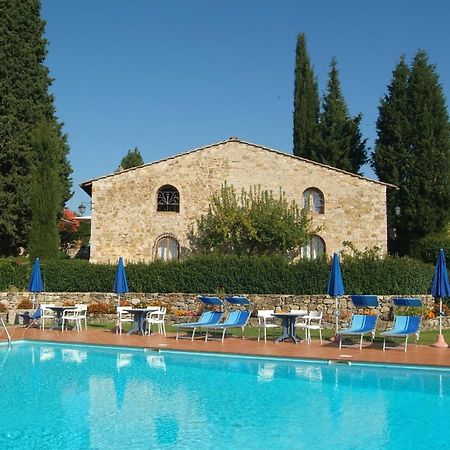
left=88, top=140, right=389, bottom=263
left=1, top=291, right=446, bottom=331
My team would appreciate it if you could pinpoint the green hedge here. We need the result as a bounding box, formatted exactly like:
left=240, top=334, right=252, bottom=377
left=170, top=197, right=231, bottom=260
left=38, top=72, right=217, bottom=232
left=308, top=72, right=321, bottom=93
left=0, top=255, right=439, bottom=295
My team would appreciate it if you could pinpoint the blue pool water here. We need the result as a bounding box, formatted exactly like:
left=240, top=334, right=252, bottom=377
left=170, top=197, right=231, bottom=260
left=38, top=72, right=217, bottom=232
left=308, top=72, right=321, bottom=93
left=0, top=342, right=449, bottom=450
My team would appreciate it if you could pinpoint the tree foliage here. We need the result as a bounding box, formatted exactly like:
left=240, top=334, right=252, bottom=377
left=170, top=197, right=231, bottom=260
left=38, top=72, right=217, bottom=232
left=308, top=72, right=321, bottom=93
left=373, top=51, right=450, bottom=254
left=118, top=147, right=144, bottom=170
left=316, top=58, right=367, bottom=173
left=292, top=36, right=367, bottom=174
left=59, top=209, right=80, bottom=234
left=0, top=0, right=72, bottom=256
left=59, top=208, right=80, bottom=247
left=28, top=122, right=64, bottom=261
left=189, top=184, right=313, bottom=256
left=293, top=33, right=321, bottom=158
left=372, top=57, right=410, bottom=253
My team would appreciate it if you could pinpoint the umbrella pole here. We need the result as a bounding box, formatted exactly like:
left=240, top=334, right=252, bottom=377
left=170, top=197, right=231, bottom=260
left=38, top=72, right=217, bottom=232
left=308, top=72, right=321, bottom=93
left=335, top=297, right=339, bottom=334
left=331, top=297, right=340, bottom=342
left=433, top=298, right=448, bottom=348
left=112, top=295, right=121, bottom=334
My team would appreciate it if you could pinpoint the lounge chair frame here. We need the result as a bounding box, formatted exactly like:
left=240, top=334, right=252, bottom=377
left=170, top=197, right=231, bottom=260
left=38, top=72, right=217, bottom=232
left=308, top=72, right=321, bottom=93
left=338, top=314, right=378, bottom=350
left=381, top=315, right=421, bottom=352
left=203, top=296, right=252, bottom=342
left=204, top=310, right=251, bottom=342
left=175, top=310, right=223, bottom=340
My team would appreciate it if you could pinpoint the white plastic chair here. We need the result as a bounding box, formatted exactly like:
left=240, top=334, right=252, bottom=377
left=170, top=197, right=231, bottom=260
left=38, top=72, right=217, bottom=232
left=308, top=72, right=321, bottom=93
left=257, top=362, right=276, bottom=382
left=257, top=310, right=278, bottom=342
left=146, top=354, right=166, bottom=371
left=39, top=304, right=56, bottom=330
left=292, top=309, right=309, bottom=339
left=116, top=352, right=132, bottom=369
left=305, top=310, right=323, bottom=343
left=75, top=304, right=88, bottom=330
left=61, top=307, right=80, bottom=332
left=40, top=347, right=55, bottom=362
left=145, top=307, right=166, bottom=336
left=62, top=348, right=87, bottom=363
left=116, top=306, right=133, bottom=334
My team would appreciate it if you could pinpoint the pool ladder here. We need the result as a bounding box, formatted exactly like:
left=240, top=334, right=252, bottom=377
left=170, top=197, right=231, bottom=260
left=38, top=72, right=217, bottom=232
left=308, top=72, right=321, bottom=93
left=0, top=316, right=11, bottom=343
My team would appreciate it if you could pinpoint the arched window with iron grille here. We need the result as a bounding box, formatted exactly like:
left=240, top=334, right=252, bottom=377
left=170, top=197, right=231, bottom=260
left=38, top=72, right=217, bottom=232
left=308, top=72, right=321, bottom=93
left=157, top=185, right=180, bottom=212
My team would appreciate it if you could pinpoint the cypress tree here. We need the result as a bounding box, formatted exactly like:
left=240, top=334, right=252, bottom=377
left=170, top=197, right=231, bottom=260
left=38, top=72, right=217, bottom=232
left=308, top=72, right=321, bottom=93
left=28, top=122, right=63, bottom=260
left=372, top=58, right=411, bottom=252
left=316, top=58, right=367, bottom=173
left=0, top=0, right=72, bottom=256
left=292, top=33, right=321, bottom=158
left=404, top=51, right=450, bottom=245
left=373, top=51, right=450, bottom=254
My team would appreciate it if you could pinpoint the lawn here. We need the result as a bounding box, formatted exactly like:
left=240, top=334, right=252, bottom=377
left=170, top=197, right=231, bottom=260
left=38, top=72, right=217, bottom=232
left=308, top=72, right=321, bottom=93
left=88, top=322, right=450, bottom=346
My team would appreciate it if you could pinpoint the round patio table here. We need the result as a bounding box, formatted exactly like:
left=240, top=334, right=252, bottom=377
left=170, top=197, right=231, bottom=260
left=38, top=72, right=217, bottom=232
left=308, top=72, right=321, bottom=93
left=47, top=305, right=77, bottom=330
left=123, top=308, right=159, bottom=335
left=272, top=312, right=307, bottom=344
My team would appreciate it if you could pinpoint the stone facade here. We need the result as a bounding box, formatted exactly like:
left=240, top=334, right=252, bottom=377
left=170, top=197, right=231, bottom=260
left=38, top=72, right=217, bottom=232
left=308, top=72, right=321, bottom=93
left=1, top=292, right=445, bottom=331
left=81, top=138, right=393, bottom=264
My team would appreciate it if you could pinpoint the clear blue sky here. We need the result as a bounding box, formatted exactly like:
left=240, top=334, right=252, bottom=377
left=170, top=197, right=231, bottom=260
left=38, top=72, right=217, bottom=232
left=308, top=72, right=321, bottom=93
left=41, top=0, right=450, bottom=214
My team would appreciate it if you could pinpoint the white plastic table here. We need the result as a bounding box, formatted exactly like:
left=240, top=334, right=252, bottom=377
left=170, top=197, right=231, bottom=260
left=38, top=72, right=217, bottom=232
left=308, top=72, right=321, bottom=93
left=272, top=312, right=307, bottom=344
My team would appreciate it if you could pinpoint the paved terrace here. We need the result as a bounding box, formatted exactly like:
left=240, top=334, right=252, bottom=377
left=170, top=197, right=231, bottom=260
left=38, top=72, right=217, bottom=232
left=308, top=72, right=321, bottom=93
left=7, top=327, right=450, bottom=368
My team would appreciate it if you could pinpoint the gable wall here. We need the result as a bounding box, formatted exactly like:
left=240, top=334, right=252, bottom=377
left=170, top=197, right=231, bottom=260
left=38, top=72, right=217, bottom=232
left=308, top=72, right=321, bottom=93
left=89, top=141, right=387, bottom=263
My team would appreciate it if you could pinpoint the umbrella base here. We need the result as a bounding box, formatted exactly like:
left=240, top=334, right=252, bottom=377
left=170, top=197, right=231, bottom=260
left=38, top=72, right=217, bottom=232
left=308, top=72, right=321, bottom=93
left=432, top=334, right=448, bottom=348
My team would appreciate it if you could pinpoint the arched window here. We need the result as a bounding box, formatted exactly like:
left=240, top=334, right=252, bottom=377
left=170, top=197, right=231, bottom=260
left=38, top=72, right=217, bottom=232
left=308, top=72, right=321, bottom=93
left=301, top=235, right=326, bottom=260
left=155, top=235, right=180, bottom=261
left=302, top=188, right=325, bottom=214
left=157, top=185, right=180, bottom=212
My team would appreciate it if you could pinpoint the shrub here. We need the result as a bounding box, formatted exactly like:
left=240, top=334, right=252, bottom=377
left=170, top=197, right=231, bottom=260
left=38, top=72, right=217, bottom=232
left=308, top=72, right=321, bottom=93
left=16, top=298, right=33, bottom=309
left=87, top=302, right=116, bottom=314
left=0, top=254, right=440, bottom=295
left=189, top=184, right=312, bottom=256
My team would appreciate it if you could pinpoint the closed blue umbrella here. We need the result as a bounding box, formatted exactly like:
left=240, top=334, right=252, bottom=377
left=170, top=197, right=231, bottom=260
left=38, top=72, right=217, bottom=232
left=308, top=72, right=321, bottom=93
left=431, top=249, right=450, bottom=348
left=114, top=257, right=128, bottom=306
left=327, top=252, right=345, bottom=336
left=29, top=258, right=44, bottom=308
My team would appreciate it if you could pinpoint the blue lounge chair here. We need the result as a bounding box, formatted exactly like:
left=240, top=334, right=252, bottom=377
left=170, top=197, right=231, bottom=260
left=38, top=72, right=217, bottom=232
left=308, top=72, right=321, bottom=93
left=175, top=311, right=223, bottom=340
left=19, top=307, right=43, bottom=328
left=338, top=314, right=378, bottom=349
left=381, top=316, right=421, bottom=352
left=175, top=296, right=224, bottom=340
left=203, top=309, right=251, bottom=342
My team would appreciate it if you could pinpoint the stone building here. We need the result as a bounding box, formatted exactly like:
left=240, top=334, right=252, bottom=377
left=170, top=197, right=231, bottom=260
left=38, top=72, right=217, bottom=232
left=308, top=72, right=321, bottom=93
left=80, top=138, right=394, bottom=264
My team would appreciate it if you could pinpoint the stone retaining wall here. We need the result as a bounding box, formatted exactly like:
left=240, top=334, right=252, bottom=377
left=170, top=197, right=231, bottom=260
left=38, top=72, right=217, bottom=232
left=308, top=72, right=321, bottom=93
left=1, top=291, right=447, bottom=331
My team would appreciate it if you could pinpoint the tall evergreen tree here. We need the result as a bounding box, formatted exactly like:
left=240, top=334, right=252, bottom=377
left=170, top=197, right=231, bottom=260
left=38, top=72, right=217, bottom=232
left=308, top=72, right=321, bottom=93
left=292, top=33, right=321, bottom=158
left=118, top=147, right=144, bottom=170
left=372, top=57, right=411, bottom=252
left=28, top=123, right=63, bottom=260
left=404, top=51, right=450, bottom=244
left=373, top=51, right=450, bottom=254
left=317, top=58, right=367, bottom=173
left=0, top=0, right=72, bottom=256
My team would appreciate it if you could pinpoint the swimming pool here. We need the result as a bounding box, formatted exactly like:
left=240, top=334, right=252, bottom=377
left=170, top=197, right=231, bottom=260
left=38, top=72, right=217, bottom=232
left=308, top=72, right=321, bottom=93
left=0, top=341, right=448, bottom=449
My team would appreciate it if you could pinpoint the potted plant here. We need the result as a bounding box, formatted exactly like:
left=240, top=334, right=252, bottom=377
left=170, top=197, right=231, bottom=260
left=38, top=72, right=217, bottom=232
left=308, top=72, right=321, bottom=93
left=11, top=298, right=33, bottom=325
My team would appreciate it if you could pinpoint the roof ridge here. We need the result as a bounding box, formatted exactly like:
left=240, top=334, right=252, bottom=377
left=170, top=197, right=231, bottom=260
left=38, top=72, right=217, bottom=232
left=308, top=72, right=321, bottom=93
left=80, top=138, right=395, bottom=192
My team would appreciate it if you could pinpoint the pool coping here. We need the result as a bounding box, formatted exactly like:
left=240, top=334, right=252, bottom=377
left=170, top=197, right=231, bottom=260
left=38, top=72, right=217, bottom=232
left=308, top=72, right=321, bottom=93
left=5, top=336, right=450, bottom=372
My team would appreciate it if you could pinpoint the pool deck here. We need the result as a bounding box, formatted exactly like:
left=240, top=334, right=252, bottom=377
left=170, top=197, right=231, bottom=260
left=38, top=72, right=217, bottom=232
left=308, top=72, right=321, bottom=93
left=6, top=326, right=450, bottom=367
